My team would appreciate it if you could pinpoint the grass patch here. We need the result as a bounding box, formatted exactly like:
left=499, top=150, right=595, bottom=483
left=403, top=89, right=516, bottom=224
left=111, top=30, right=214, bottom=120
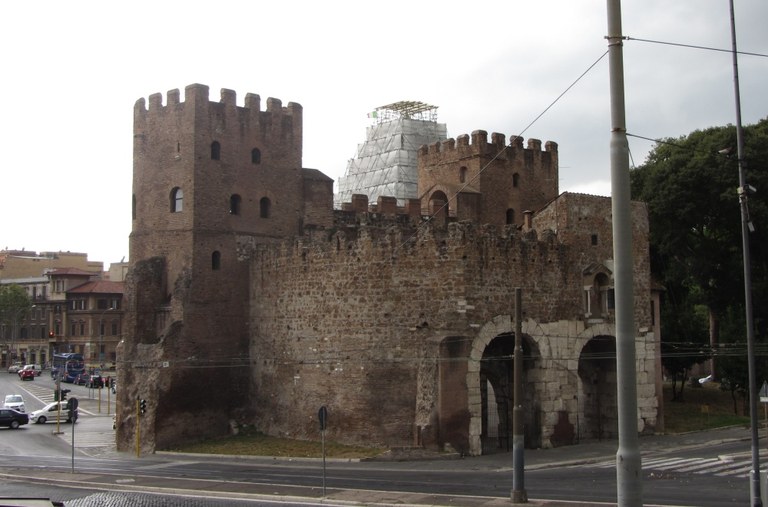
left=166, top=425, right=384, bottom=459
left=663, top=380, right=754, bottom=433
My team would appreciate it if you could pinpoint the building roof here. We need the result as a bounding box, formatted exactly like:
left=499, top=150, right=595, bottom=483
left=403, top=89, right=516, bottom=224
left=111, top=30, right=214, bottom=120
left=67, top=280, right=125, bottom=295
left=47, top=268, right=95, bottom=277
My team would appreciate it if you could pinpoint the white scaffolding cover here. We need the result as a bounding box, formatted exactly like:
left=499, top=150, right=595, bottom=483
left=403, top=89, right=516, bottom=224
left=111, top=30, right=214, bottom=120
left=336, top=103, right=447, bottom=208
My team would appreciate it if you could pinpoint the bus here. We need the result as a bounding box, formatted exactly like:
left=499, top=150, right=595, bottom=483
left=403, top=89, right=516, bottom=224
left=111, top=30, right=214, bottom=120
left=52, top=353, right=85, bottom=383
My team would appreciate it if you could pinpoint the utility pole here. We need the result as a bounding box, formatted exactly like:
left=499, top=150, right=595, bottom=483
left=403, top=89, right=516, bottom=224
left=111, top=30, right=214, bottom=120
left=727, top=0, right=762, bottom=504
left=511, top=288, right=527, bottom=503
left=606, top=1, right=642, bottom=505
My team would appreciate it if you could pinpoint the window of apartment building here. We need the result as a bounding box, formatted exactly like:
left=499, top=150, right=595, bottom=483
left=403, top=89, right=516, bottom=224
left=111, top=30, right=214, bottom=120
left=171, top=187, right=183, bottom=212
left=111, top=321, right=119, bottom=336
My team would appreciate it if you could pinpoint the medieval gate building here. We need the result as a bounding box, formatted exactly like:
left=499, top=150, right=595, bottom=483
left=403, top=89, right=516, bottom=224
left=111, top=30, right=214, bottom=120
left=117, top=84, right=658, bottom=455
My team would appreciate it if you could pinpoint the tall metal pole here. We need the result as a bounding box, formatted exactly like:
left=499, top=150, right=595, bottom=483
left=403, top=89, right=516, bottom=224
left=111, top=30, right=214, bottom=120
left=606, top=1, right=642, bottom=505
left=512, top=287, right=527, bottom=503
left=727, top=1, right=761, bottom=504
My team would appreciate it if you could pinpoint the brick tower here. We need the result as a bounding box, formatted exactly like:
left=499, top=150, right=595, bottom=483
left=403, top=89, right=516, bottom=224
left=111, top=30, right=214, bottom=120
left=119, top=84, right=304, bottom=451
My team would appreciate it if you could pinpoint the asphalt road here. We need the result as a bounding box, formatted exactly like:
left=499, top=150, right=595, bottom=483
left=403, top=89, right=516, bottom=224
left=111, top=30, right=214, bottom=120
left=0, top=372, right=761, bottom=506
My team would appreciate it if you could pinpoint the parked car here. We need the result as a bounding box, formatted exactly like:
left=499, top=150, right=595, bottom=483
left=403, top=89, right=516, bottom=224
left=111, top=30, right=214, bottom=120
left=18, top=364, right=42, bottom=376
left=73, top=373, right=90, bottom=386
left=29, top=401, right=74, bottom=424
left=2, top=394, right=25, bottom=413
left=7, top=363, right=22, bottom=374
left=18, top=369, right=35, bottom=381
left=0, top=408, right=28, bottom=429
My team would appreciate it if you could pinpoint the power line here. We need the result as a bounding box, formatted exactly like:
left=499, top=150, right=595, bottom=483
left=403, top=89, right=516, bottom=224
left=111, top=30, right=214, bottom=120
left=626, top=36, right=768, bottom=59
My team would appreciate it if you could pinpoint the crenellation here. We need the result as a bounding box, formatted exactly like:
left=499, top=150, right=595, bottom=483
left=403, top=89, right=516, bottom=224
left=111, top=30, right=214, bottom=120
left=149, top=92, right=163, bottom=110
left=167, top=88, right=180, bottom=107
left=220, top=88, right=237, bottom=107
left=491, top=132, right=506, bottom=148
left=244, top=92, right=261, bottom=111
left=527, top=138, right=542, bottom=151
left=470, top=130, right=488, bottom=147
left=266, top=97, right=282, bottom=112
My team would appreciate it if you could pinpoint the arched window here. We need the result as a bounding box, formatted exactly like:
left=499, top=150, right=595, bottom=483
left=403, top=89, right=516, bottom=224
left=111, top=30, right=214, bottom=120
left=211, top=141, right=221, bottom=161
left=230, top=194, right=241, bottom=215
left=459, top=166, right=468, bottom=183
left=170, top=187, right=183, bottom=212
left=506, top=208, right=515, bottom=225
left=211, top=251, right=221, bottom=270
left=251, top=148, right=261, bottom=164
left=512, top=173, right=520, bottom=188
left=260, top=197, right=271, bottom=218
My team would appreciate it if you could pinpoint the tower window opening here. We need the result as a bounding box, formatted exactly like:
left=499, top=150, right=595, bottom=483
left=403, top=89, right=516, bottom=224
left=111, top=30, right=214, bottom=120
left=211, top=141, right=221, bottom=161
left=260, top=197, right=271, bottom=218
left=230, top=194, right=241, bottom=215
left=512, top=173, right=520, bottom=188
left=251, top=148, right=261, bottom=164
left=171, top=187, right=183, bottom=212
left=506, top=209, right=515, bottom=225
left=459, top=166, right=467, bottom=183
left=212, top=251, right=221, bottom=270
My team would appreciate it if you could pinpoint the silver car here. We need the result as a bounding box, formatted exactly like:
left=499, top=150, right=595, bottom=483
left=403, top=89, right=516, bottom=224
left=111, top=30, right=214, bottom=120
left=3, top=394, right=25, bottom=413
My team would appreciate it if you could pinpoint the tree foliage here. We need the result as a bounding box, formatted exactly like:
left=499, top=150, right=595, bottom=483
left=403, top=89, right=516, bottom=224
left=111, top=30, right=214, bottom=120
left=630, top=118, right=768, bottom=396
left=0, top=284, right=33, bottom=336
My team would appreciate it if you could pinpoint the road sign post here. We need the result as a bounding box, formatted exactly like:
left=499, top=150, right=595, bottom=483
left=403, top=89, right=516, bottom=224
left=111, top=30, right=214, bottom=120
left=318, top=406, right=328, bottom=497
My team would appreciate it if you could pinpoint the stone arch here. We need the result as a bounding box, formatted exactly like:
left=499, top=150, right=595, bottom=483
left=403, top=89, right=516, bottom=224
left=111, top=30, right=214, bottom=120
left=466, top=315, right=541, bottom=456
left=577, top=334, right=618, bottom=440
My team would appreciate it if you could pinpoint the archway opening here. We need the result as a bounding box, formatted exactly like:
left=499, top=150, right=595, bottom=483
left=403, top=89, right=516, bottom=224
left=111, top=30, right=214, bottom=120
left=577, top=335, right=618, bottom=440
left=480, top=332, right=540, bottom=453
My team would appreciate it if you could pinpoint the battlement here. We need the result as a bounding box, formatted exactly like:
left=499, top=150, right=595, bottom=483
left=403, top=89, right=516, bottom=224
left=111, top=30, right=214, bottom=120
left=134, top=83, right=303, bottom=133
left=419, top=130, right=558, bottom=159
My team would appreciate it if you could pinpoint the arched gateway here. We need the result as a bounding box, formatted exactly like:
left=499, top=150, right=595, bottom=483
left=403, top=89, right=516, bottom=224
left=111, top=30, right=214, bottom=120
left=436, top=316, right=626, bottom=456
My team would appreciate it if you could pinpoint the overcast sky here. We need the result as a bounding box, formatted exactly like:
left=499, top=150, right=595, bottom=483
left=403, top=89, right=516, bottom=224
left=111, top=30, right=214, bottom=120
left=1, top=0, right=766, bottom=266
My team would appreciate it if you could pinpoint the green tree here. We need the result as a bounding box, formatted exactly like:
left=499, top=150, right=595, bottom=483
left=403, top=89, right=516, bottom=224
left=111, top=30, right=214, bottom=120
left=0, top=284, right=33, bottom=356
left=630, top=118, right=768, bottom=392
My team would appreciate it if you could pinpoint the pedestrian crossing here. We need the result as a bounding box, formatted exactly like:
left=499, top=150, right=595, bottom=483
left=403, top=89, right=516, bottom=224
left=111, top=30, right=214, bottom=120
left=595, top=453, right=767, bottom=478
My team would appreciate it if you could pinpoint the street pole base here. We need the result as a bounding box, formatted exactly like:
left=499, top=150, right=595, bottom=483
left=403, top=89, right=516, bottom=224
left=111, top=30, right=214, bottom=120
left=52, top=431, right=64, bottom=435
left=512, top=489, right=528, bottom=503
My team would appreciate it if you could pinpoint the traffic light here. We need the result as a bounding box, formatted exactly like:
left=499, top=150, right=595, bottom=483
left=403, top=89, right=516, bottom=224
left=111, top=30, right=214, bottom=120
left=139, top=399, right=147, bottom=415
left=60, top=389, right=70, bottom=401
left=48, top=330, right=55, bottom=338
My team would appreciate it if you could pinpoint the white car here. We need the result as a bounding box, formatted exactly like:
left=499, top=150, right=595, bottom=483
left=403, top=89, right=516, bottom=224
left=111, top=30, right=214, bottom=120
left=7, top=363, right=22, bottom=374
left=3, top=394, right=25, bottom=413
left=30, top=401, right=73, bottom=424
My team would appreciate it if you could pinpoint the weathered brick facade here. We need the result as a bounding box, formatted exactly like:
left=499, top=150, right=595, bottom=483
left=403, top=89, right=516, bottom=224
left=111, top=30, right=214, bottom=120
left=118, top=84, right=657, bottom=456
